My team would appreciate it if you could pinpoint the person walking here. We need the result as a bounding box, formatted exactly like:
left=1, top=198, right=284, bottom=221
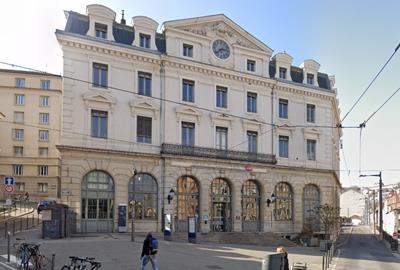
left=141, top=232, right=158, bottom=270
left=276, top=246, right=289, bottom=270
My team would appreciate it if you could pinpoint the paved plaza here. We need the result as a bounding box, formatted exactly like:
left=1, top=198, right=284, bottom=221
left=0, top=228, right=326, bottom=270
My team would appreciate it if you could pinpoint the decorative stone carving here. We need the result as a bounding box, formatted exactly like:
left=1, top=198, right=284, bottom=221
left=179, top=22, right=259, bottom=50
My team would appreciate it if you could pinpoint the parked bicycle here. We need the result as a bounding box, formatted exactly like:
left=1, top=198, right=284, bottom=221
left=61, top=256, right=102, bottom=270
left=13, top=238, right=48, bottom=269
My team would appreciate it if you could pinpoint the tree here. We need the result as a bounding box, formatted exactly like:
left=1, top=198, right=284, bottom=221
left=314, top=204, right=340, bottom=239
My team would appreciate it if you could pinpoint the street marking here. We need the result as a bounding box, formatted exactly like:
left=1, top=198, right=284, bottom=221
left=0, top=262, right=16, bottom=270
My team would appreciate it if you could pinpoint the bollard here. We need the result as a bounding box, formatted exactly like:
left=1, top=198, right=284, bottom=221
left=322, top=254, right=325, bottom=270
left=13, top=220, right=15, bottom=236
left=51, top=254, right=55, bottom=270
left=4, top=222, right=8, bottom=238
left=131, top=220, right=135, bottom=242
left=31, top=214, right=34, bottom=228
left=26, top=216, right=29, bottom=229
left=7, top=232, right=10, bottom=262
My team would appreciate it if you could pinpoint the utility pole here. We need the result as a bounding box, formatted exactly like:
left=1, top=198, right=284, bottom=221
left=378, top=172, right=383, bottom=240
left=373, top=190, right=376, bottom=235
left=359, top=172, right=383, bottom=240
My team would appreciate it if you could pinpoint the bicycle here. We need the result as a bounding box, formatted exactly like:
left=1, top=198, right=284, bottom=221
left=61, top=256, right=102, bottom=270
left=13, top=238, right=48, bottom=269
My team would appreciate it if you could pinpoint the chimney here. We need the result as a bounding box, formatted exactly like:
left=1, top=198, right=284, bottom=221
left=121, top=10, right=126, bottom=25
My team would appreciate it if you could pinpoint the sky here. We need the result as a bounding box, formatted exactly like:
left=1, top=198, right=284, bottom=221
left=1, top=0, right=399, bottom=187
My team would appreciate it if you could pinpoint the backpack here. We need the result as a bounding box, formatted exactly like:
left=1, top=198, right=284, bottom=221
left=150, top=237, right=158, bottom=254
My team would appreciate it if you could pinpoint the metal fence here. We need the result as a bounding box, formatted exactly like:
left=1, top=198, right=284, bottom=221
left=382, top=230, right=399, bottom=251
left=321, top=243, right=335, bottom=270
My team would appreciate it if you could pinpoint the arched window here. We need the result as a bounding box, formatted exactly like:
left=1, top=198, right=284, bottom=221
left=210, top=178, right=232, bottom=232
left=241, top=180, right=261, bottom=232
left=274, top=182, right=293, bottom=221
left=303, top=184, right=320, bottom=230
left=176, top=176, right=199, bottom=232
left=81, top=170, right=114, bottom=233
left=128, top=173, right=158, bottom=220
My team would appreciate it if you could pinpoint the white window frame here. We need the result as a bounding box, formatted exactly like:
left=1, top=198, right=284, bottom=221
left=13, top=129, right=24, bottom=141
left=39, top=113, right=50, bottom=125
left=40, top=80, right=50, bottom=90
left=38, top=183, right=48, bottom=193
left=15, top=94, right=25, bottom=105
left=307, top=139, right=317, bottom=161
left=39, top=165, right=49, bottom=176
left=13, top=164, right=23, bottom=175
left=39, top=96, right=49, bottom=107
left=215, top=126, right=228, bottom=150
left=39, top=130, right=49, bottom=141
left=15, top=78, right=25, bottom=88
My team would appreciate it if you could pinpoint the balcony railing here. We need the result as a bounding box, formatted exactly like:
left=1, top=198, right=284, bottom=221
left=161, top=143, right=277, bottom=164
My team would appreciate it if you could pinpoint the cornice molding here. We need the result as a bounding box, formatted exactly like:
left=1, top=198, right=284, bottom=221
left=57, top=32, right=337, bottom=102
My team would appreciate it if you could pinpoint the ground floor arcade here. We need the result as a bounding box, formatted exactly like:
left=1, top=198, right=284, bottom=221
left=58, top=146, right=341, bottom=235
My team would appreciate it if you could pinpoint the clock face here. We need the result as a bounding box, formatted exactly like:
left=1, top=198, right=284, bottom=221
left=212, top=39, right=230, bottom=59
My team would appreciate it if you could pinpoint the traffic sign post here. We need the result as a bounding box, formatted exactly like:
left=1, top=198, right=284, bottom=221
left=4, top=176, right=15, bottom=217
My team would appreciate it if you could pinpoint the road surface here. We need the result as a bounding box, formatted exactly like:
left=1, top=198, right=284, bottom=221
left=335, top=226, right=400, bottom=270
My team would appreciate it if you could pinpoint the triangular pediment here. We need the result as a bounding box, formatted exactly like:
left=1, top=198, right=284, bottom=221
left=176, top=106, right=202, bottom=116
left=164, top=14, right=272, bottom=54
left=129, top=99, right=159, bottom=111
left=82, top=91, right=117, bottom=104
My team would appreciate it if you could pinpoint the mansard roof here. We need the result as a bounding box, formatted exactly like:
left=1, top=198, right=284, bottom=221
left=63, top=11, right=166, bottom=53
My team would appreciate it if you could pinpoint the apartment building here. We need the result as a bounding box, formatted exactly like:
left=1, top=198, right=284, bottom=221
left=0, top=69, right=62, bottom=201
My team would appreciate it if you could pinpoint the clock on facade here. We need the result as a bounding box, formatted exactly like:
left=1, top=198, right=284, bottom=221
left=212, top=39, right=230, bottom=59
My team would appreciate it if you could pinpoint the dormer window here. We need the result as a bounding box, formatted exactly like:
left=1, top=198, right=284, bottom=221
left=279, top=67, right=287, bottom=79
left=183, top=44, right=193, bottom=57
left=139, top=34, right=151, bottom=48
left=95, top=23, right=107, bottom=39
left=307, top=73, right=314, bottom=85
left=247, top=59, right=256, bottom=72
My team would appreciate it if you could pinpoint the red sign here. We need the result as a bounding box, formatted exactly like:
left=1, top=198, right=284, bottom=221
left=5, top=185, right=14, bottom=193
left=245, top=165, right=253, bottom=172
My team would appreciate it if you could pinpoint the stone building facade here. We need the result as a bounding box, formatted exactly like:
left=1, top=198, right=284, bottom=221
left=0, top=69, right=62, bottom=201
left=56, top=4, right=342, bottom=235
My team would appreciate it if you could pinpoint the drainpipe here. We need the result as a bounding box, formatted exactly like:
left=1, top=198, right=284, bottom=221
left=160, top=59, right=166, bottom=232
left=270, top=82, right=277, bottom=157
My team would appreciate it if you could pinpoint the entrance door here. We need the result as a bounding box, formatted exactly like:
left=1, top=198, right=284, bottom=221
left=210, top=178, right=232, bottom=232
left=176, top=176, right=199, bottom=232
left=81, top=171, right=114, bottom=233
left=212, top=202, right=231, bottom=232
left=241, top=180, right=261, bottom=232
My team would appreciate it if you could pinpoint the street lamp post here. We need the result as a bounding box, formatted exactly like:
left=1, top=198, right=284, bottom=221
left=359, top=172, right=383, bottom=240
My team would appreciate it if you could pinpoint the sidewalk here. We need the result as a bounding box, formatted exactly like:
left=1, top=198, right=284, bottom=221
left=0, top=228, right=326, bottom=270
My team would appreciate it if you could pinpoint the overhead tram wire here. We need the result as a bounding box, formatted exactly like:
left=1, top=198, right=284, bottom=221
left=360, top=86, right=400, bottom=126
left=340, top=42, right=400, bottom=123
left=0, top=119, right=162, bottom=149
left=0, top=61, right=360, bottom=131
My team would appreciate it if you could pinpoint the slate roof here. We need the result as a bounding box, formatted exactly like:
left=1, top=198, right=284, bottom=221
left=64, top=11, right=165, bottom=52
left=268, top=60, right=332, bottom=91
left=62, top=11, right=332, bottom=91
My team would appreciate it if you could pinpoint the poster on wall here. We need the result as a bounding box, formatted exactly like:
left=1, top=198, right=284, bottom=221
left=118, top=204, right=127, bottom=232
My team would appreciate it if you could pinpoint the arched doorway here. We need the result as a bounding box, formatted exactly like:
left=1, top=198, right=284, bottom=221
left=128, top=173, right=158, bottom=220
left=241, top=180, right=261, bottom=232
left=176, top=176, right=199, bottom=232
left=210, top=178, right=232, bottom=232
left=81, top=170, right=114, bottom=233
left=303, top=184, right=320, bottom=231
left=274, top=182, right=293, bottom=221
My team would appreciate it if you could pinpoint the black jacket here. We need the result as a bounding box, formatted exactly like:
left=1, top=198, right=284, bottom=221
left=283, top=253, right=289, bottom=270
left=141, top=236, right=153, bottom=257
